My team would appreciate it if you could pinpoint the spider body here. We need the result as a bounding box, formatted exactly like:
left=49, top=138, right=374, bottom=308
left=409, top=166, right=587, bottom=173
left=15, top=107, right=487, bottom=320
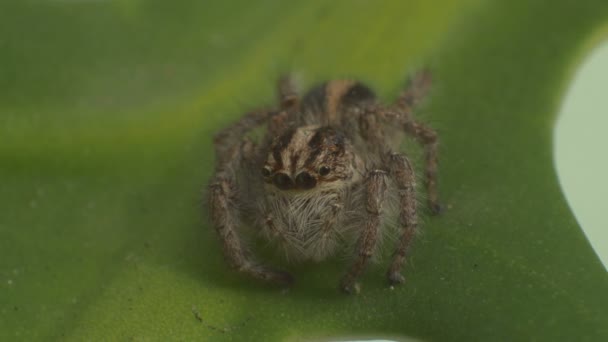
left=208, top=71, right=440, bottom=293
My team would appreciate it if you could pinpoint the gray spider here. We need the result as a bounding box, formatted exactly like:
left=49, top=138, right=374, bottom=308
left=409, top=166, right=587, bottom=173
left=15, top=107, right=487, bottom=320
left=207, top=70, right=441, bottom=294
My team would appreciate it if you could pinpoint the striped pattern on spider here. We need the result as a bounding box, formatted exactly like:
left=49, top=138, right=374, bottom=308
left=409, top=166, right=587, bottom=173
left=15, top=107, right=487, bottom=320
left=207, top=70, right=441, bottom=294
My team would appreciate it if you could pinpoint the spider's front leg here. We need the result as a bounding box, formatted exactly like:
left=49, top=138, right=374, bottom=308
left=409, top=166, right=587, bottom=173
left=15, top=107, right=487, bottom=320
left=339, top=170, right=388, bottom=294
left=396, top=70, right=442, bottom=215
left=208, top=143, right=294, bottom=287
left=385, top=152, right=418, bottom=285
left=403, top=120, right=441, bottom=215
left=213, top=109, right=270, bottom=168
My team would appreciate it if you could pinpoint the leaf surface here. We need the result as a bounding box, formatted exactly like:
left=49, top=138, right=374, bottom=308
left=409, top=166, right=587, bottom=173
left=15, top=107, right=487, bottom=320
left=1, top=1, right=607, bottom=341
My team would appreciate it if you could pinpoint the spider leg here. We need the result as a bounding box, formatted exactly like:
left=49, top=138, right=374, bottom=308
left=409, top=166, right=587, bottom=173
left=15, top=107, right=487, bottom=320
left=358, top=108, right=387, bottom=154
left=403, top=121, right=441, bottom=214
left=396, top=69, right=432, bottom=119
left=393, top=69, right=442, bottom=215
left=277, top=74, right=300, bottom=110
left=208, top=141, right=294, bottom=286
left=266, top=75, right=301, bottom=136
left=213, top=109, right=270, bottom=168
left=384, top=152, right=418, bottom=285
left=339, top=170, right=388, bottom=294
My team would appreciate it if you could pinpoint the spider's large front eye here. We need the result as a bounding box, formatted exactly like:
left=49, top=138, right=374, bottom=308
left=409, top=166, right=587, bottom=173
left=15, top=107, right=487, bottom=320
left=296, top=172, right=317, bottom=190
left=261, top=167, right=271, bottom=177
left=319, top=166, right=331, bottom=176
left=273, top=173, right=294, bottom=190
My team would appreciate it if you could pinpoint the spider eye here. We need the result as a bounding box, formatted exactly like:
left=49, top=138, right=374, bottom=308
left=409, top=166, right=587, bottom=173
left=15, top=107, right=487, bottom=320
left=296, top=172, right=317, bottom=190
left=273, top=173, right=294, bottom=190
left=319, top=166, right=331, bottom=176
left=261, top=167, right=271, bottom=177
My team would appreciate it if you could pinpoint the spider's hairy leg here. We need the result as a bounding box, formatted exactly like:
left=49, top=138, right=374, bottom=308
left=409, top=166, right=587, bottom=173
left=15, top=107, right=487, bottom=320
left=267, top=75, right=300, bottom=137
left=208, top=173, right=294, bottom=286
left=208, top=137, right=294, bottom=286
left=358, top=107, right=387, bottom=154
left=404, top=121, right=441, bottom=215
left=385, top=152, right=418, bottom=285
left=277, top=74, right=300, bottom=110
left=213, top=109, right=270, bottom=167
left=393, top=69, right=442, bottom=215
left=396, top=68, right=432, bottom=118
left=339, top=170, right=388, bottom=294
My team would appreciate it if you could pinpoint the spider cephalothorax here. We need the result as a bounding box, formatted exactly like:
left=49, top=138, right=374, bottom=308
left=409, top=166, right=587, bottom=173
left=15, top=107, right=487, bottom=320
left=262, top=126, right=359, bottom=192
left=208, top=71, right=441, bottom=294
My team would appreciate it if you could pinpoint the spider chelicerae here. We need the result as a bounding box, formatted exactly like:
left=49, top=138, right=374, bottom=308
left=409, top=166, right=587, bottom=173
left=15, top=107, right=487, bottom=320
left=207, top=70, right=441, bottom=294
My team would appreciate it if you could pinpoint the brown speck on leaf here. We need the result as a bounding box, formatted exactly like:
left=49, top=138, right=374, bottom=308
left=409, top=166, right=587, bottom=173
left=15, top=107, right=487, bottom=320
left=191, top=305, right=252, bottom=334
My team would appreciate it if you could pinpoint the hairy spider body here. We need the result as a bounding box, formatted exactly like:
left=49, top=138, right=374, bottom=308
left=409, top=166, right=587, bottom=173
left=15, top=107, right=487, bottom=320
left=208, top=71, right=440, bottom=293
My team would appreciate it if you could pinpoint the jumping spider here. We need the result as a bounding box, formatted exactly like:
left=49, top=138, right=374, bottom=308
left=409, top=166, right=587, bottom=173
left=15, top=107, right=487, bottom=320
left=208, top=70, right=441, bottom=294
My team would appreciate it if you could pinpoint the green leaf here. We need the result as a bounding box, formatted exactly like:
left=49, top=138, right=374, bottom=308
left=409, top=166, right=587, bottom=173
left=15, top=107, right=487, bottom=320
left=1, top=0, right=607, bottom=341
